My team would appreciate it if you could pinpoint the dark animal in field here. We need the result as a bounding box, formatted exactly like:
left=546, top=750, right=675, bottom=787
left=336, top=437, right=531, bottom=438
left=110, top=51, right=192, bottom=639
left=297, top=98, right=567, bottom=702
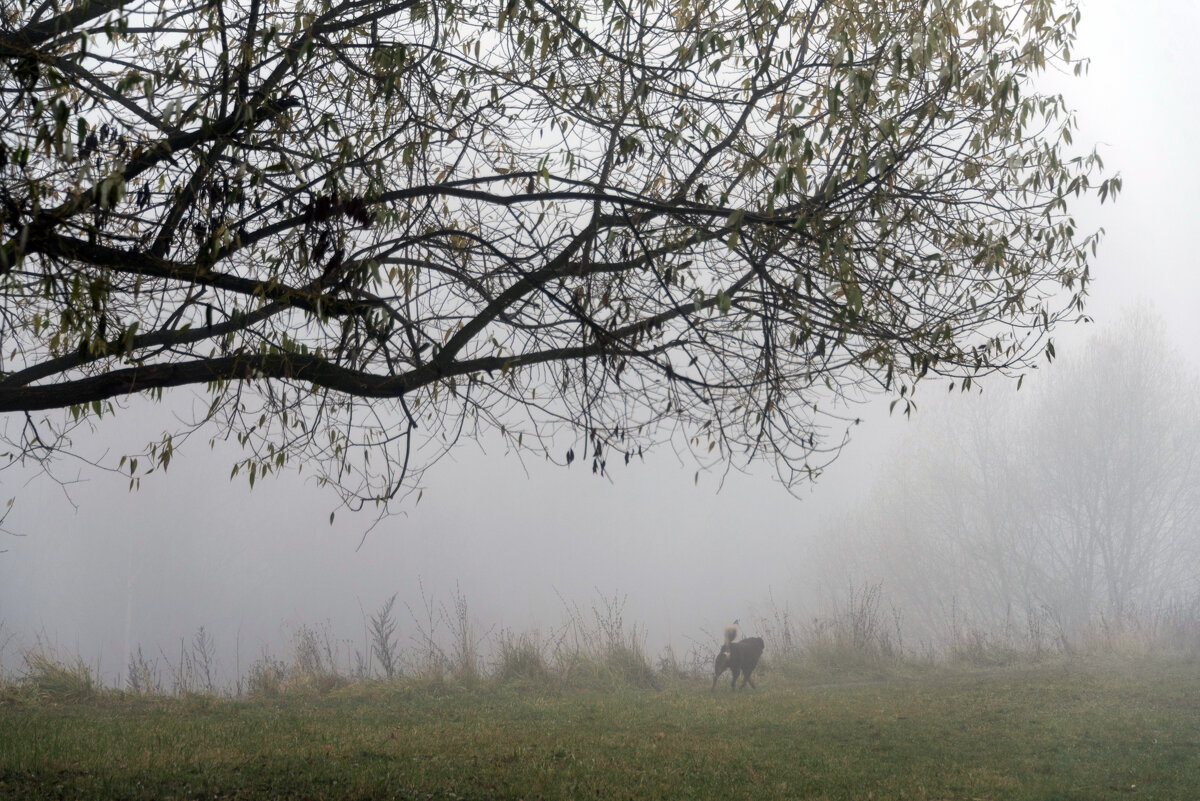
left=712, top=623, right=764, bottom=690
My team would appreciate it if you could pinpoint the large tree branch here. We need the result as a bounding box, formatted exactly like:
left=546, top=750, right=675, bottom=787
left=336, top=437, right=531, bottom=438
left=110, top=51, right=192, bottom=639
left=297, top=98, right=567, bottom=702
left=0, top=263, right=752, bottom=413
left=0, top=0, right=127, bottom=58
left=27, top=232, right=377, bottom=318
left=0, top=335, right=651, bottom=413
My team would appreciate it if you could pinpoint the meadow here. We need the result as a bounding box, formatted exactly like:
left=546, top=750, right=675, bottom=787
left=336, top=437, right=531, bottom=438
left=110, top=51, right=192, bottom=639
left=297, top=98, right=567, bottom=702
left=3, top=588, right=1199, bottom=800
left=2, top=655, right=1198, bottom=800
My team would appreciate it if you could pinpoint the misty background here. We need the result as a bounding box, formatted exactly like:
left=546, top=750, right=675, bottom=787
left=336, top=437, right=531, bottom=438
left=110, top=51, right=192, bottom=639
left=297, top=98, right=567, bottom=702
left=2, top=0, right=1199, bottom=687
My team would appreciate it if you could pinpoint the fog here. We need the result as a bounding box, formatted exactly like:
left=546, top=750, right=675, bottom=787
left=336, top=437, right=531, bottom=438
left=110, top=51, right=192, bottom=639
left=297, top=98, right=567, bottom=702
left=3, top=0, right=1199, bottom=687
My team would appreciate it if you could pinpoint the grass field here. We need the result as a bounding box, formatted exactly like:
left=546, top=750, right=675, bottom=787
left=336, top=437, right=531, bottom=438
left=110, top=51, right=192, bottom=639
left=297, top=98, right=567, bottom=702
left=1, top=656, right=1198, bottom=800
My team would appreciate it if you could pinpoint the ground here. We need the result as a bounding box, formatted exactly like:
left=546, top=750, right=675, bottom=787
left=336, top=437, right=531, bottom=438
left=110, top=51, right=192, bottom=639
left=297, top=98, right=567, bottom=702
left=1, top=657, right=1197, bottom=800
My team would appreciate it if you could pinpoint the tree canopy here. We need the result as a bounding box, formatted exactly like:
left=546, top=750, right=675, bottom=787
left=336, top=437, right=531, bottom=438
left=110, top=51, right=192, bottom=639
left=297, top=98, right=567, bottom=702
left=0, top=0, right=1118, bottom=512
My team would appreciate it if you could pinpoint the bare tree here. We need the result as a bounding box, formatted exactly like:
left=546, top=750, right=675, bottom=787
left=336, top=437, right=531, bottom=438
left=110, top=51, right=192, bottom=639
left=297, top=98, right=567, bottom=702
left=1024, top=308, right=1200, bottom=626
left=827, top=307, right=1200, bottom=642
left=0, top=0, right=1118, bottom=513
left=369, top=593, right=400, bottom=679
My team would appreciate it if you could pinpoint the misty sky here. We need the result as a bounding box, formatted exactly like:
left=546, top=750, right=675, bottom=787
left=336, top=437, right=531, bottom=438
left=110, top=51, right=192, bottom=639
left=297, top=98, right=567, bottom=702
left=1, top=0, right=1197, bottom=684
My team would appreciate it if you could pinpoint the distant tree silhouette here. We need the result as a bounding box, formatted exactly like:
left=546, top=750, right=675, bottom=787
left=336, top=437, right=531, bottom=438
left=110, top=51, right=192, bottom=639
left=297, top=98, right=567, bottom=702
left=824, top=308, right=1200, bottom=642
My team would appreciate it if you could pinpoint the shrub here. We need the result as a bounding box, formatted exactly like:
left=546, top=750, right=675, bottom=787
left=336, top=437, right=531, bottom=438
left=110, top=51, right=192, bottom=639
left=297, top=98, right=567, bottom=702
left=21, top=647, right=97, bottom=703
left=494, top=630, right=550, bottom=685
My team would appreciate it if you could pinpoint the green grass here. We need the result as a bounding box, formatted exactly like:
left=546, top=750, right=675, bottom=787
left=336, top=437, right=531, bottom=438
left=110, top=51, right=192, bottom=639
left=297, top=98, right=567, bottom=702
left=2, top=658, right=1198, bottom=800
